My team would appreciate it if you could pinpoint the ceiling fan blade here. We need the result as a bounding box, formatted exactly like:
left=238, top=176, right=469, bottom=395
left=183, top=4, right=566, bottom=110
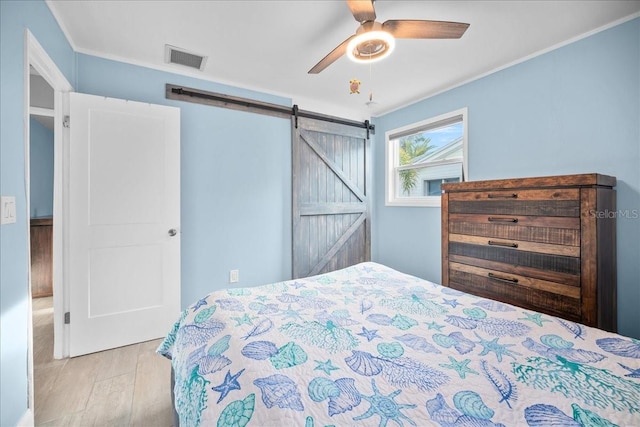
left=383, top=20, right=470, bottom=39
left=347, top=0, right=376, bottom=23
left=308, top=35, right=355, bottom=74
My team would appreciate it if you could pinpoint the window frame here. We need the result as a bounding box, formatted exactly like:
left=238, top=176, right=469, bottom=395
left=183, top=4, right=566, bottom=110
left=385, top=107, right=468, bottom=207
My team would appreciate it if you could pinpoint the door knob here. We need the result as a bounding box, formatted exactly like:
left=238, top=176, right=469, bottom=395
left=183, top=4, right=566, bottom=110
left=168, top=228, right=177, bottom=237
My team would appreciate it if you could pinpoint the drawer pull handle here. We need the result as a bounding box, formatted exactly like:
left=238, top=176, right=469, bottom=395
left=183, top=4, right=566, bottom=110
left=487, top=193, right=518, bottom=199
left=488, top=240, right=518, bottom=248
left=488, top=217, right=518, bottom=223
left=488, top=272, right=519, bottom=284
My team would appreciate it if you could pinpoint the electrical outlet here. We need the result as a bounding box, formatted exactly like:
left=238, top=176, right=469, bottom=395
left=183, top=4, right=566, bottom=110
left=229, top=269, right=239, bottom=283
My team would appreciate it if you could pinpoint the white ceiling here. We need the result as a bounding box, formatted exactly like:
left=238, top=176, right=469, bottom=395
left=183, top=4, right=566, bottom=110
left=47, top=1, right=639, bottom=120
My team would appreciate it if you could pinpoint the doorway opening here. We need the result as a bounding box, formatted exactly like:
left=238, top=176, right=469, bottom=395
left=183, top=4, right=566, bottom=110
left=29, top=66, right=55, bottom=299
left=25, top=29, right=73, bottom=423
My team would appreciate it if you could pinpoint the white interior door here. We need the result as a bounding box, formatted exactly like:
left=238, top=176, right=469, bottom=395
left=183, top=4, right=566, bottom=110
left=68, top=92, right=180, bottom=357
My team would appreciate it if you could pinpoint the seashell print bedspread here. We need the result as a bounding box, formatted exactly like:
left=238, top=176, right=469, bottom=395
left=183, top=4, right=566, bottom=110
left=157, top=262, right=640, bottom=426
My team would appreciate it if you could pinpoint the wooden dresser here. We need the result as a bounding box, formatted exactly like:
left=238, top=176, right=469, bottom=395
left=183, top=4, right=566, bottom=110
left=31, top=216, right=53, bottom=298
left=441, top=174, right=616, bottom=331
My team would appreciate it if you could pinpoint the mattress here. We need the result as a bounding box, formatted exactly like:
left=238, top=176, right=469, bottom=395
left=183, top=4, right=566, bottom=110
left=158, top=262, right=640, bottom=426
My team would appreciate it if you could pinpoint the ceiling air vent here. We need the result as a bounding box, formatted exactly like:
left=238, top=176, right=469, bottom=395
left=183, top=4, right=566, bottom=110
left=165, top=45, right=207, bottom=71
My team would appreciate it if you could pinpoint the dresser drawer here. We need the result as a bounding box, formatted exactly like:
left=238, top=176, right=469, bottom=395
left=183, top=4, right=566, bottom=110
left=450, top=261, right=580, bottom=296
left=449, top=253, right=580, bottom=287
left=449, top=242, right=581, bottom=275
left=448, top=268, right=582, bottom=321
left=448, top=233, right=580, bottom=257
left=449, top=219, right=580, bottom=246
left=448, top=188, right=579, bottom=201
left=448, top=188, right=580, bottom=217
left=449, top=213, right=580, bottom=229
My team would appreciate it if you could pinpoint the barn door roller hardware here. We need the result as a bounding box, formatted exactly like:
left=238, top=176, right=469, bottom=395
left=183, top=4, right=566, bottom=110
left=166, top=84, right=375, bottom=137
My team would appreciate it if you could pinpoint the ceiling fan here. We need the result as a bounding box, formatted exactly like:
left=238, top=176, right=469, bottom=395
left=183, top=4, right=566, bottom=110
left=308, top=0, right=470, bottom=74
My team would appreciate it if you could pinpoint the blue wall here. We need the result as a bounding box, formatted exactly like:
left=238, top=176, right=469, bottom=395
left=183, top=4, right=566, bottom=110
left=30, top=117, right=54, bottom=218
left=75, top=54, right=293, bottom=309
left=0, top=1, right=75, bottom=425
left=372, top=18, right=640, bottom=339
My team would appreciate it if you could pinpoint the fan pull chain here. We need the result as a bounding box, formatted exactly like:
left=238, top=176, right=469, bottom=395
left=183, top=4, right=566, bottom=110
left=368, top=60, right=373, bottom=102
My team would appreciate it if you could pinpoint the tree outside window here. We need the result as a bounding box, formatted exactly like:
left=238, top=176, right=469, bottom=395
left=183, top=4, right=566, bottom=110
left=398, top=135, right=434, bottom=195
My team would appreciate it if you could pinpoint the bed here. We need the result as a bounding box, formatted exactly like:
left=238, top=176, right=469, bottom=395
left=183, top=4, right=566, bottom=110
left=157, top=262, right=640, bottom=426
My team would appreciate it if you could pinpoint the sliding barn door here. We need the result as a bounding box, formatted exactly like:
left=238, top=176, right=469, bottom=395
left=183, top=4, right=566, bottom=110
left=292, top=116, right=370, bottom=279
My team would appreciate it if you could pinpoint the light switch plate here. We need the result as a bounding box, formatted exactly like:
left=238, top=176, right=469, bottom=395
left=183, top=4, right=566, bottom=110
left=1, top=196, right=17, bottom=224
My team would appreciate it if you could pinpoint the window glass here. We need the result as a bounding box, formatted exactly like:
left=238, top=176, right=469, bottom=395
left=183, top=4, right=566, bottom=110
left=424, top=177, right=461, bottom=197
left=385, top=108, right=467, bottom=207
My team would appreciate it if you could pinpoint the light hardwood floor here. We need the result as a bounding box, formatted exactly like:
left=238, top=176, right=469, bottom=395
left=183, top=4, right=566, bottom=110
left=32, top=297, right=174, bottom=426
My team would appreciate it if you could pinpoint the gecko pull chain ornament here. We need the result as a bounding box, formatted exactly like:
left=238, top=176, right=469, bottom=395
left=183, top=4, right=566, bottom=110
left=349, top=79, right=361, bottom=94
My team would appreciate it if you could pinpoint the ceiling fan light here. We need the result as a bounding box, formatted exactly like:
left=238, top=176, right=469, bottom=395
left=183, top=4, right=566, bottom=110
left=346, top=30, right=395, bottom=64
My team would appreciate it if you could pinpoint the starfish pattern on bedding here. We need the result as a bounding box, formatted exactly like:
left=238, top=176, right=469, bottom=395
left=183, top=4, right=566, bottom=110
left=280, top=304, right=303, bottom=321
left=314, top=359, right=340, bottom=376
left=211, top=369, right=245, bottom=404
left=442, top=298, right=461, bottom=308
left=618, top=363, right=640, bottom=378
left=353, top=380, right=417, bottom=426
left=425, top=321, right=445, bottom=331
left=439, top=356, right=479, bottom=379
left=231, top=313, right=253, bottom=326
left=191, top=297, right=208, bottom=312
left=519, top=312, right=552, bottom=327
left=475, top=333, right=521, bottom=362
left=358, top=326, right=381, bottom=342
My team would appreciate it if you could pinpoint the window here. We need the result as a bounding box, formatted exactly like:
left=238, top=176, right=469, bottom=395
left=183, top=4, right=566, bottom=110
left=385, top=108, right=467, bottom=207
